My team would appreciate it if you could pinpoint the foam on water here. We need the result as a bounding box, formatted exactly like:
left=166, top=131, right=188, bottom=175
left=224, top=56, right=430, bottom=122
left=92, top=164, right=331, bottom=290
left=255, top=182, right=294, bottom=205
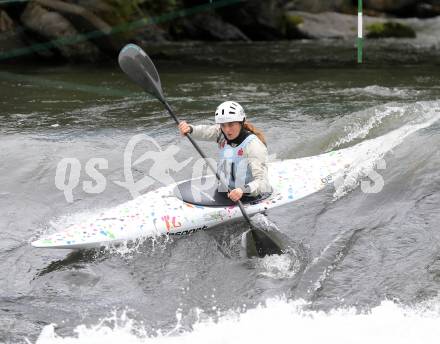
left=335, top=85, right=421, bottom=99
left=406, top=16, right=440, bottom=48
left=33, top=297, right=440, bottom=344
left=330, top=101, right=440, bottom=199
left=100, top=236, right=170, bottom=258
left=256, top=253, right=301, bottom=279
left=329, top=104, right=405, bottom=149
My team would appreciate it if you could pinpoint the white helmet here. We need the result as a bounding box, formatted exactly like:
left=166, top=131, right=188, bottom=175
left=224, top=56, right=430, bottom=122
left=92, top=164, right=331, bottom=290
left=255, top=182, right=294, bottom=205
left=214, top=101, right=246, bottom=124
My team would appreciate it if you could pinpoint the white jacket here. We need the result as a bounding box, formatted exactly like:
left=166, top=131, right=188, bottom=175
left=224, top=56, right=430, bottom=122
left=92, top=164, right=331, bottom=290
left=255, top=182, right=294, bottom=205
left=189, top=124, right=272, bottom=197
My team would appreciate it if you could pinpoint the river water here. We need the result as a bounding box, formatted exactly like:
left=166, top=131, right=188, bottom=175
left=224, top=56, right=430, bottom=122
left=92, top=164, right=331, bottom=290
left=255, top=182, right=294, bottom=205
left=1, top=32, right=440, bottom=343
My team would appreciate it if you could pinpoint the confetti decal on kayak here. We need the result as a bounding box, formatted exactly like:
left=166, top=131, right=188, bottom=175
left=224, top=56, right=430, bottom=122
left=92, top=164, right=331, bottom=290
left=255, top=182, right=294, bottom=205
left=161, top=215, right=182, bottom=232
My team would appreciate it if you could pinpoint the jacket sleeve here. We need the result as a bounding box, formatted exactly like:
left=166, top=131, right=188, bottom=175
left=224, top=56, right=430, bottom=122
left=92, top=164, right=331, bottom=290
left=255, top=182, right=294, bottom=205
left=189, top=124, right=222, bottom=142
left=244, top=139, right=272, bottom=196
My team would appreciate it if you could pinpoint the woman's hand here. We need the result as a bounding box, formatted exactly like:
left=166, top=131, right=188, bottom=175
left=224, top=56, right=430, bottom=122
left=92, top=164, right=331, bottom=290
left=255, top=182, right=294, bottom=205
left=228, top=188, right=244, bottom=202
left=178, top=121, right=191, bottom=136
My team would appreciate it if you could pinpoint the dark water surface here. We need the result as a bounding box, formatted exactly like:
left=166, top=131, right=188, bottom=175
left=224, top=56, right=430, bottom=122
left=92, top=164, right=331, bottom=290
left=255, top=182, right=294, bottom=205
left=1, top=39, right=440, bottom=343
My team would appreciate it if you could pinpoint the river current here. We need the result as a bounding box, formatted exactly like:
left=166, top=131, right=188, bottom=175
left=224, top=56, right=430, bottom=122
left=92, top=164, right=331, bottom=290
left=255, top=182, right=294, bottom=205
left=1, top=35, right=440, bottom=343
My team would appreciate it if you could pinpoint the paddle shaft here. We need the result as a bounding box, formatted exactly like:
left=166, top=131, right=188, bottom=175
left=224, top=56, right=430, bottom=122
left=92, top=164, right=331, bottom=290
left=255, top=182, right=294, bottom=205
left=117, top=44, right=287, bottom=257
left=162, top=100, right=254, bottom=225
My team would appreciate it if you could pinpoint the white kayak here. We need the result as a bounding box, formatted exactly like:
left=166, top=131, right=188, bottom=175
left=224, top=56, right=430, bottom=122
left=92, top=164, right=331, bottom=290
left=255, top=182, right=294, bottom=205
left=32, top=145, right=360, bottom=250
left=31, top=98, right=440, bottom=250
left=37, top=107, right=439, bottom=251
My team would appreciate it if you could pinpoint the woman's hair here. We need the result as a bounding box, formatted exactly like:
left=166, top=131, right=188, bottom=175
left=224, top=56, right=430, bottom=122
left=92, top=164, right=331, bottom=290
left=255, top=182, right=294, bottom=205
left=243, top=121, right=267, bottom=146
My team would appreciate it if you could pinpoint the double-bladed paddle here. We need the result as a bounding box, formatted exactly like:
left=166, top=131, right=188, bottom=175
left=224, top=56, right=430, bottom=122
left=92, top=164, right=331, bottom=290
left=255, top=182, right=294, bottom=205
left=118, top=44, right=285, bottom=257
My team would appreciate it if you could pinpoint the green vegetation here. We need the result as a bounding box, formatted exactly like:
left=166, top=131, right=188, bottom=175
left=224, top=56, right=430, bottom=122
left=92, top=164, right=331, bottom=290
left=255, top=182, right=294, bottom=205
left=366, top=22, right=416, bottom=39
left=285, top=14, right=304, bottom=26
left=283, top=13, right=304, bottom=38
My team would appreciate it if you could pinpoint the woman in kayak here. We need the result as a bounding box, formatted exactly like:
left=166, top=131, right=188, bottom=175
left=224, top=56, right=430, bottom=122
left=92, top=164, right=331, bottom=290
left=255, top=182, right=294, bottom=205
left=178, top=101, right=272, bottom=203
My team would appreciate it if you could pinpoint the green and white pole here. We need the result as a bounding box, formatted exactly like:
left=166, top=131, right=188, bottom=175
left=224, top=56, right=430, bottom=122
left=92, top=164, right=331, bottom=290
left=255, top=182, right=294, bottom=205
left=357, top=0, right=363, bottom=63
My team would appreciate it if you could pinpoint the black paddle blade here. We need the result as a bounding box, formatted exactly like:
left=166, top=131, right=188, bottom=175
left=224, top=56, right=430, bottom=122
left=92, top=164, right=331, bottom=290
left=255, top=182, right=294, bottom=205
left=242, top=227, right=287, bottom=258
left=118, top=44, right=164, bottom=102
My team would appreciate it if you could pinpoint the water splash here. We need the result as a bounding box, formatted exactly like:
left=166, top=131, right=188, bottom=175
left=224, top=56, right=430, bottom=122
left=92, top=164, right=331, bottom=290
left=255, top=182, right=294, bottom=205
left=33, top=296, right=440, bottom=344
left=257, top=253, right=302, bottom=279
left=329, top=104, right=405, bottom=149
left=103, top=235, right=173, bottom=259
left=330, top=101, right=440, bottom=199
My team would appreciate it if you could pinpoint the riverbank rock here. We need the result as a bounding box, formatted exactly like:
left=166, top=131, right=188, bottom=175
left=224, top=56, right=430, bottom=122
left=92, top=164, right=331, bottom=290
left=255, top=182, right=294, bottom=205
left=283, top=12, right=308, bottom=38
left=33, top=0, right=122, bottom=56
left=284, top=0, right=354, bottom=14
left=132, top=23, right=169, bottom=45
left=364, top=0, right=440, bottom=17
left=285, top=11, right=358, bottom=39
left=73, top=0, right=169, bottom=44
left=0, top=9, right=35, bottom=63
left=0, top=9, right=13, bottom=32
left=20, top=2, right=101, bottom=62
left=365, top=0, right=416, bottom=13
left=414, top=1, right=440, bottom=17
left=286, top=11, right=418, bottom=39
left=73, top=0, right=125, bottom=25
left=218, top=0, right=286, bottom=40
left=285, top=0, right=440, bottom=17
left=170, top=12, right=249, bottom=41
